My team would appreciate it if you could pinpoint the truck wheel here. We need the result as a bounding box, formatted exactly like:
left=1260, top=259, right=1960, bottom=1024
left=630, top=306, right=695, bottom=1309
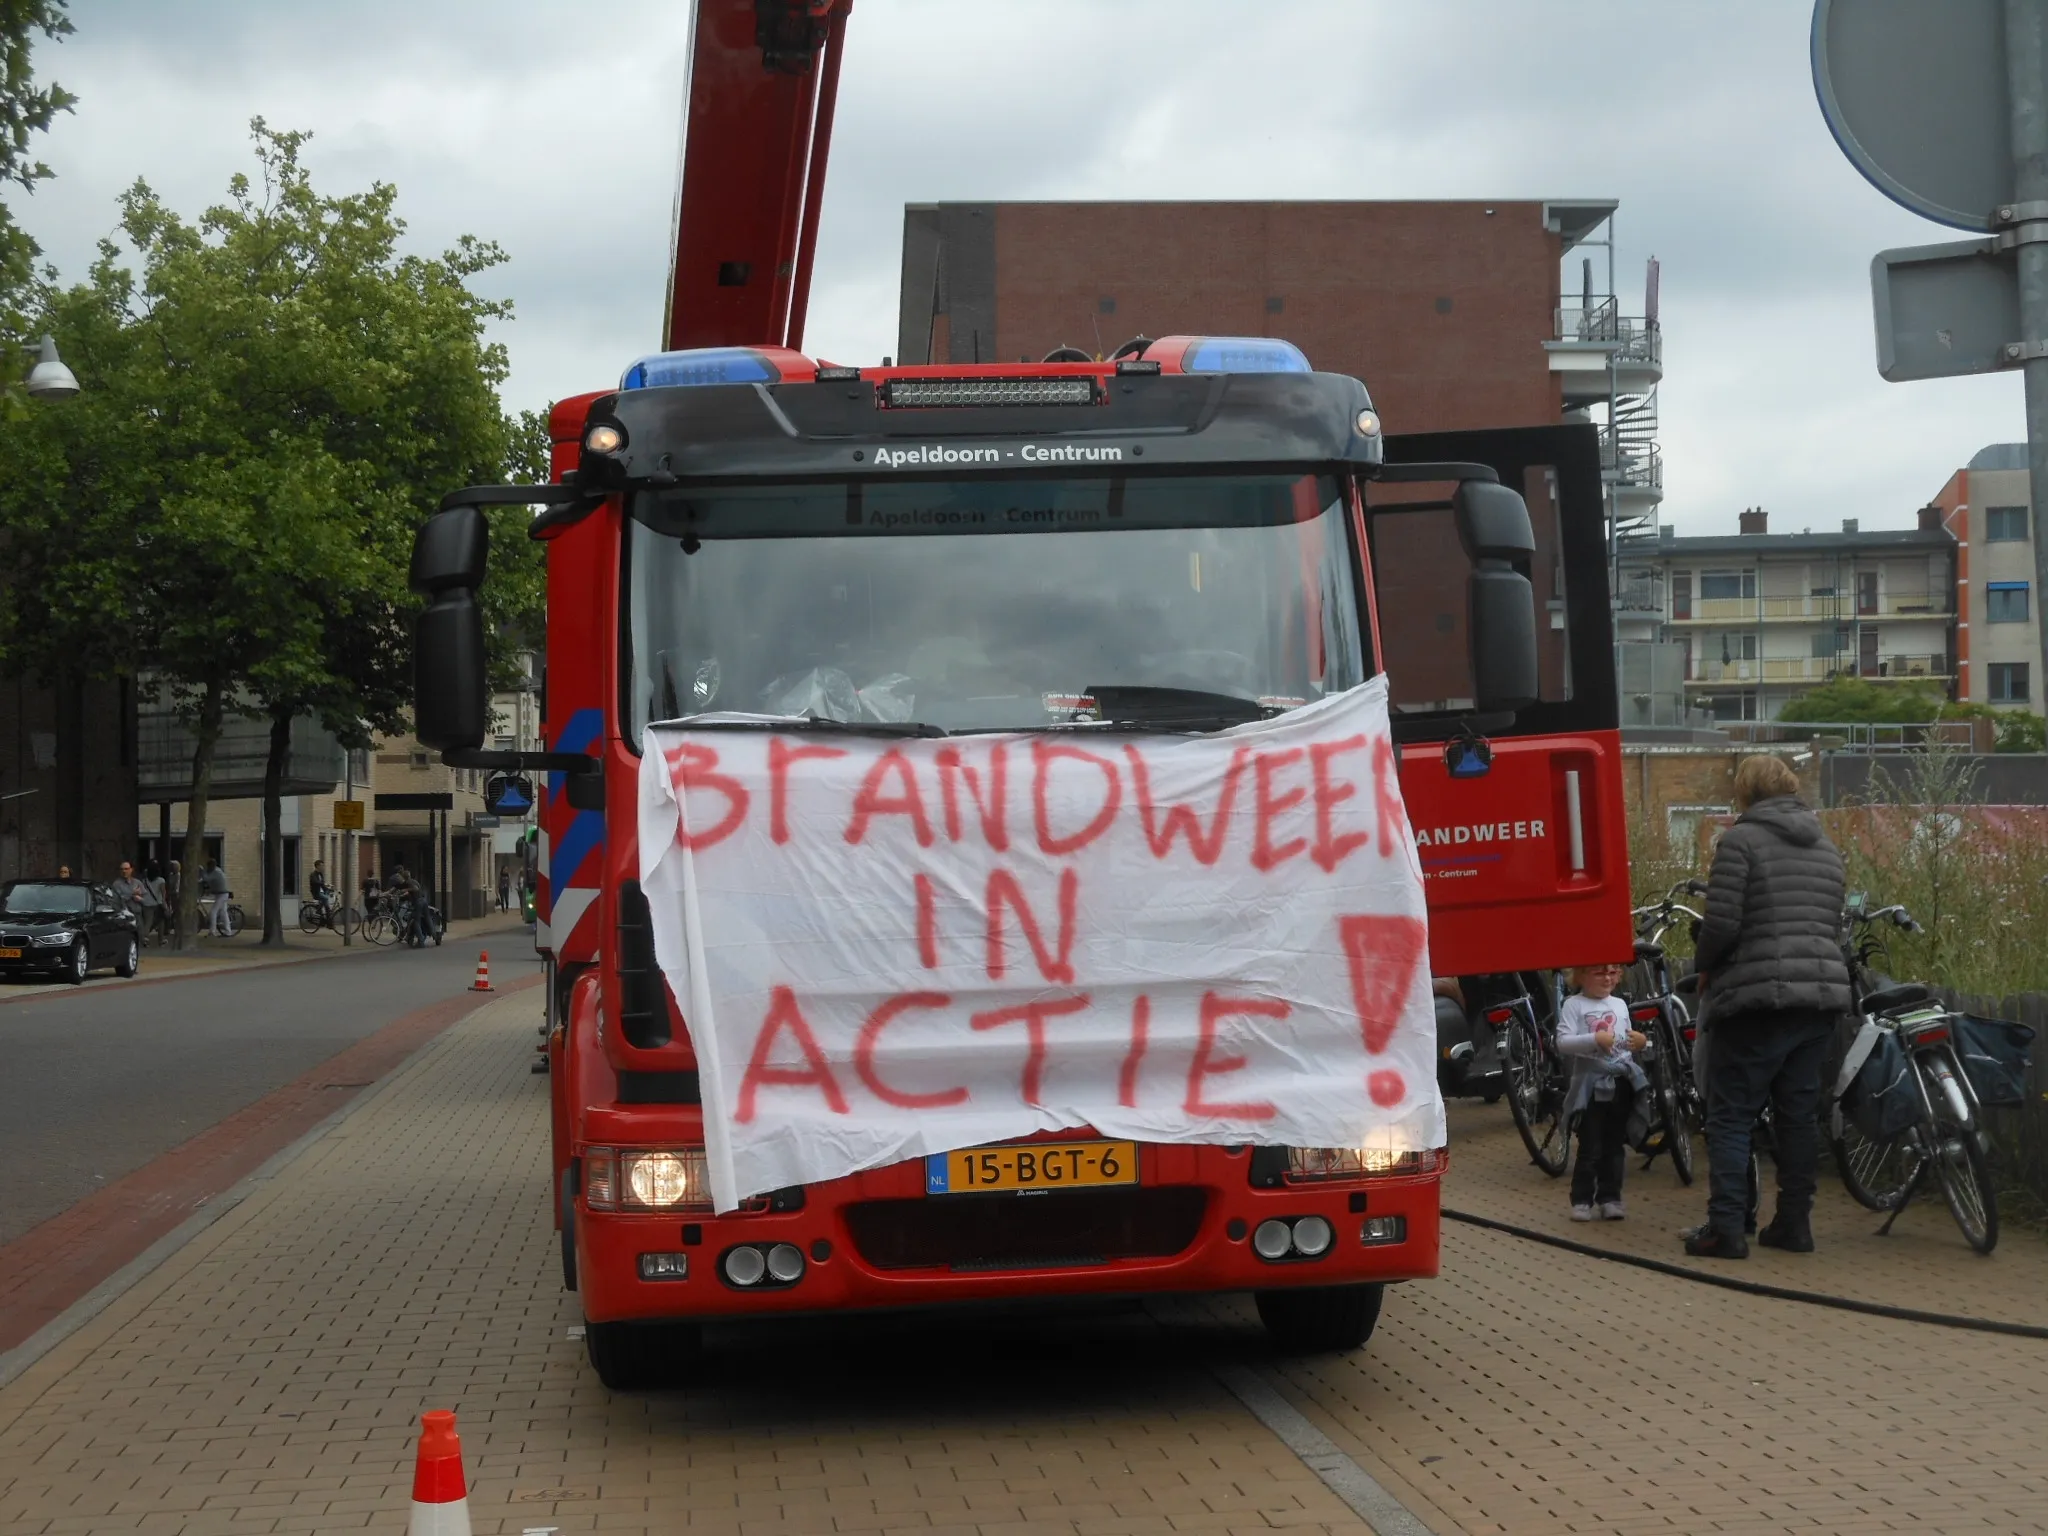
left=1255, top=1282, right=1384, bottom=1353
left=583, top=1319, right=704, bottom=1391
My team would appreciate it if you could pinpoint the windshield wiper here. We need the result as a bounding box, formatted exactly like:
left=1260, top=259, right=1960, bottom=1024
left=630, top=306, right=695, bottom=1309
left=662, top=713, right=949, bottom=738
left=1081, top=685, right=1272, bottom=733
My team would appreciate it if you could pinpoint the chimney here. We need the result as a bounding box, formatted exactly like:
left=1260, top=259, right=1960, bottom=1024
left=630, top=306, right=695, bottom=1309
left=1739, top=506, right=1768, bottom=535
left=1919, top=504, right=1945, bottom=532
left=1843, top=517, right=1859, bottom=534
left=1658, top=525, right=1675, bottom=541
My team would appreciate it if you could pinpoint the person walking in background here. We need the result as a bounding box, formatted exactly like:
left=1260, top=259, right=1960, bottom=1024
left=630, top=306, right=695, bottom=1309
left=497, top=867, right=511, bottom=912
left=1557, top=963, right=1648, bottom=1222
left=111, top=860, right=153, bottom=925
left=1684, top=755, right=1851, bottom=1260
left=145, top=862, right=171, bottom=943
left=201, top=857, right=232, bottom=938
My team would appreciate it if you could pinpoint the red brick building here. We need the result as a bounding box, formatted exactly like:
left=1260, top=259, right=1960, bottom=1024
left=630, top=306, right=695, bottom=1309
left=894, top=199, right=1623, bottom=437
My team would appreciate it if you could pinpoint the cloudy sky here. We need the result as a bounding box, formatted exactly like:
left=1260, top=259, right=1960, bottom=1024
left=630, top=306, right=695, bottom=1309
left=18, top=0, right=2023, bottom=535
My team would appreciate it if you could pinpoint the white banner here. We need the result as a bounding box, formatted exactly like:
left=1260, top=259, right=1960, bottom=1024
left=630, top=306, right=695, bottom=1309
left=638, top=679, right=1440, bottom=1211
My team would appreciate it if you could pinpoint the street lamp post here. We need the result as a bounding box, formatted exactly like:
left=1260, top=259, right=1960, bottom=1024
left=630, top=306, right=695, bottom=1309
left=24, top=334, right=79, bottom=400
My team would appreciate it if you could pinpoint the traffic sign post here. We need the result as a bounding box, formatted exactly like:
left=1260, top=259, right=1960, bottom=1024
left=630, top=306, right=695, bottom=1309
left=1818, top=0, right=2048, bottom=712
left=2005, top=1, right=2048, bottom=718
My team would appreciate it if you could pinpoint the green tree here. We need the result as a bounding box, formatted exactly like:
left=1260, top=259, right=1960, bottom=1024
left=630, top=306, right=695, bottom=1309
left=0, top=0, right=71, bottom=345
left=1777, top=675, right=1947, bottom=725
left=0, top=122, right=526, bottom=945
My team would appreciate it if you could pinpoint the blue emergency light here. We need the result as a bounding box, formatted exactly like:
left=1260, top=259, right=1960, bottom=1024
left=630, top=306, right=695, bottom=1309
left=1180, top=337, right=1313, bottom=374
left=620, top=347, right=780, bottom=390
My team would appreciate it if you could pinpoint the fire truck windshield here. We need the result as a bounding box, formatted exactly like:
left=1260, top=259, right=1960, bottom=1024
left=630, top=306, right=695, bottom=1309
left=623, top=472, right=1368, bottom=740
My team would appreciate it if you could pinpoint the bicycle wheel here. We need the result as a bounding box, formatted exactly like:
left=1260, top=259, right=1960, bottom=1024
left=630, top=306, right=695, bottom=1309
left=363, top=909, right=393, bottom=946
left=225, top=904, right=245, bottom=938
left=1830, top=1118, right=1917, bottom=1210
left=339, top=904, right=362, bottom=938
left=1650, top=1018, right=1696, bottom=1184
left=1929, top=1120, right=1999, bottom=1254
left=299, top=904, right=323, bottom=935
left=1505, top=1014, right=1570, bottom=1176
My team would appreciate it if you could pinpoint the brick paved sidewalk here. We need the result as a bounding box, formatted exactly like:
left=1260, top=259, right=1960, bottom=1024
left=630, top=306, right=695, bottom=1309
left=4, top=994, right=2044, bottom=1536
left=1440, top=1098, right=2047, bottom=1328
left=0, top=991, right=1376, bottom=1536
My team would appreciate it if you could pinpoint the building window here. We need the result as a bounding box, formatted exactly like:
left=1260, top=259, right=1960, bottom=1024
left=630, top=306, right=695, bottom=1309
left=1700, top=571, right=1756, bottom=601
left=1990, top=662, right=2031, bottom=702
left=1986, top=505, right=2029, bottom=542
left=1672, top=573, right=1691, bottom=619
left=1811, top=627, right=1851, bottom=659
left=1708, top=692, right=1757, bottom=722
left=1987, top=582, right=2030, bottom=623
left=1709, top=632, right=1758, bottom=662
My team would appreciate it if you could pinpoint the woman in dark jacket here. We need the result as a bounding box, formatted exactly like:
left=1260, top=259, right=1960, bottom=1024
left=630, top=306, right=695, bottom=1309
left=1685, top=755, right=1851, bottom=1259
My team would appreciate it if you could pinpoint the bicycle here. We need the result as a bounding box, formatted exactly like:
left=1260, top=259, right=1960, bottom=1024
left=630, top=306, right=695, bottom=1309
left=1839, top=984, right=2003, bottom=1253
left=1495, top=972, right=1572, bottom=1176
left=392, top=892, right=445, bottom=949
left=360, top=891, right=396, bottom=946
left=297, top=894, right=361, bottom=938
left=1828, top=899, right=1925, bottom=1212
left=1622, top=881, right=1709, bottom=1185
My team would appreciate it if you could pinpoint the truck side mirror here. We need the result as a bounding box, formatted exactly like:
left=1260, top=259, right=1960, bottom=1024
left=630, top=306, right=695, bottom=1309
left=410, top=508, right=490, bottom=753
left=1453, top=480, right=1539, bottom=714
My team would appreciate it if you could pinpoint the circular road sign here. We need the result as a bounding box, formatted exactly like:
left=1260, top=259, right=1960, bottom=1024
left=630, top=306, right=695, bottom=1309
left=484, top=773, right=536, bottom=817
left=1813, top=0, right=2011, bottom=232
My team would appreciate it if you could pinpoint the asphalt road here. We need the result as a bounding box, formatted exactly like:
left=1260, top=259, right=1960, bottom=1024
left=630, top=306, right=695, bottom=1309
left=0, top=930, right=542, bottom=1246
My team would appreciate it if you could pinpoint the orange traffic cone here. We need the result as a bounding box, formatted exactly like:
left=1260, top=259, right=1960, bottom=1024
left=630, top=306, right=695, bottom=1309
left=407, top=1409, right=472, bottom=1535
left=470, top=951, right=492, bottom=992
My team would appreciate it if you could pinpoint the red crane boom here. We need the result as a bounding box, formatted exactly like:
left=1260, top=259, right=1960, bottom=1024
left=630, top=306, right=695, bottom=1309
left=664, top=0, right=851, bottom=353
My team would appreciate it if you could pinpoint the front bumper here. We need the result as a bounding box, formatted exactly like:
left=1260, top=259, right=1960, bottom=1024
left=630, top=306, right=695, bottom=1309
left=573, top=1134, right=1441, bottom=1325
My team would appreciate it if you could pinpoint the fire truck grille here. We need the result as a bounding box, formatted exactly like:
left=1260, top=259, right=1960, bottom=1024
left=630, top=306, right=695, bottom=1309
left=845, top=1188, right=1208, bottom=1272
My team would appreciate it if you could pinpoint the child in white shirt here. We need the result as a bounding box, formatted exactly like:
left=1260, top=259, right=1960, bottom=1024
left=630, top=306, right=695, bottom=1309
left=1557, top=962, right=1649, bottom=1221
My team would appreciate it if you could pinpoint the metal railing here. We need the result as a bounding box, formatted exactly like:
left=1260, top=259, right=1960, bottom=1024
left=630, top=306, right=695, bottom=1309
left=1717, top=719, right=1978, bottom=750
left=1554, top=301, right=1663, bottom=365
left=1613, top=580, right=1665, bottom=613
left=1668, top=593, right=1954, bottom=622
left=1685, top=655, right=1952, bottom=684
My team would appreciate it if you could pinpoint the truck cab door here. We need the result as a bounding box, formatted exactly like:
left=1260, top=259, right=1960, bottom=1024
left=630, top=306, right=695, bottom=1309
left=1367, top=423, right=1632, bottom=976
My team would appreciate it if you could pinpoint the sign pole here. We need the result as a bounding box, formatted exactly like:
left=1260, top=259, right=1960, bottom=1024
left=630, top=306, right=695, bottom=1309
left=2007, top=0, right=2048, bottom=713
left=341, top=752, right=353, bottom=947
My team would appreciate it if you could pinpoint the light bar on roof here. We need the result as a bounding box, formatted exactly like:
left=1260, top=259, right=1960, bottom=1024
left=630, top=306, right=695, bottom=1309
left=883, top=376, right=1097, bottom=408
left=620, top=347, right=779, bottom=390
left=1180, top=337, right=1312, bottom=374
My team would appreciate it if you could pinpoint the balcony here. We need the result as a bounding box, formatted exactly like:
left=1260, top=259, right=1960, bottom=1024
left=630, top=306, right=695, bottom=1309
left=1546, top=300, right=1663, bottom=404
left=1613, top=578, right=1665, bottom=614
left=1683, top=655, right=1952, bottom=686
left=1554, top=303, right=1663, bottom=365
left=1667, top=593, right=1954, bottom=623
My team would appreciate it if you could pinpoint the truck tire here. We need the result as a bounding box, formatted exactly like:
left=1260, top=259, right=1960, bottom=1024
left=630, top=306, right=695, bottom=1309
left=583, top=1319, right=704, bottom=1391
left=1255, top=1282, right=1384, bottom=1353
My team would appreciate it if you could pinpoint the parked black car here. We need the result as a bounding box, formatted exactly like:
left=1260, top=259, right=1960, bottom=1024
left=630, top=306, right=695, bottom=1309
left=0, top=878, right=141, bottom=984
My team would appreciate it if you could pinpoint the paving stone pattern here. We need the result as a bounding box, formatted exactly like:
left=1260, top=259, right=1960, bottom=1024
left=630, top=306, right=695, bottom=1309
left=1, top=996, right=2044, bottom=1535
left=1440, top=1099, right=2048, bottom=1329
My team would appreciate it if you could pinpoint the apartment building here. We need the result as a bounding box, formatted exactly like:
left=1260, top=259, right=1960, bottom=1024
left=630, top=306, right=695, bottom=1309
left=1925, top=443, right=2042, bottom=711
left=1614, top=507, right=1958, bottom=723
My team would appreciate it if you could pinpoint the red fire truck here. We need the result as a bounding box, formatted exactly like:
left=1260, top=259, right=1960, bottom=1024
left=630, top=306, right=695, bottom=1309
left=408, top=1, right=1632, bottom=1388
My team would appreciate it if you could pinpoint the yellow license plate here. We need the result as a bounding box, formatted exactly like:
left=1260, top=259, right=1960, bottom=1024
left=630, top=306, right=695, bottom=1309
left=926, top=1140, right=1138, bottom=1195
left=0, top=948, right=19, bottom=959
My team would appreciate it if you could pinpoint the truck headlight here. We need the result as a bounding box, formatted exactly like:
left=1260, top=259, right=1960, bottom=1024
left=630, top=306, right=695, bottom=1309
left=583, top=1146, right=712, bottom=1212
left=1285, top=1147, right=1444, bottom=1181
